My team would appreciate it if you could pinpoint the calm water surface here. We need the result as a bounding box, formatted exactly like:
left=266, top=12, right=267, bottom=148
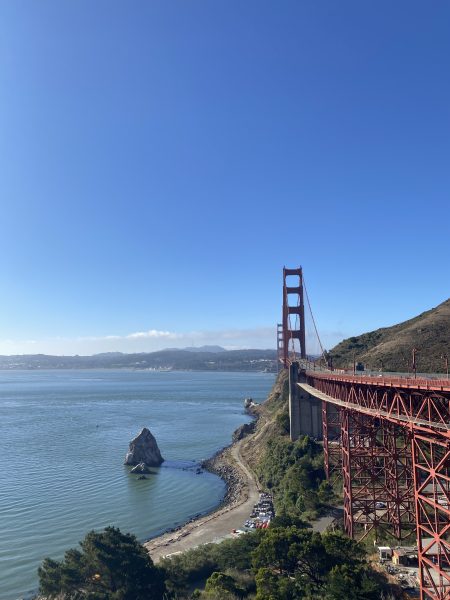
left=0, top=369, right=275, bottom=599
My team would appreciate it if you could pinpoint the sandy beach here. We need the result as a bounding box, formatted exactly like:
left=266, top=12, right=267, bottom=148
left=144, top=431, right=260, bottom=562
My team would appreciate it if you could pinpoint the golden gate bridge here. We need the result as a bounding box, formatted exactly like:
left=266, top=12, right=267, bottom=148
left=279, top=266, right=450, bottom=600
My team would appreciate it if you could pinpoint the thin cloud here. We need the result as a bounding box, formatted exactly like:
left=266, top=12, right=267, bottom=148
left=0, top=326, right=348, bottom=356
left=126, top=330, right=180, bottom=340
left=0, top=327, right=276, bottom=355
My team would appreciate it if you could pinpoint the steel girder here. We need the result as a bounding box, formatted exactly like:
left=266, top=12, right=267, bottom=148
left=309, top=373, right=450, bottom=600
left=340, top=410, right=412, bottom=541
left=322, top=401, right=342, bottom=482
left=382, top=420, right=415, bottom=540
left=412, top=433, right=450, bottom=600
left=307, top=373, right=450, bottom=438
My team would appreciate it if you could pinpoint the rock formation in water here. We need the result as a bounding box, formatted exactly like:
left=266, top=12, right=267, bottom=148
left=130, top=462, right=153, bottom=474
left=244, top=397, right=258, bottom=415
left=243, top=397, right=253, bottom=409
left=124, top=427, right=164, bottom=467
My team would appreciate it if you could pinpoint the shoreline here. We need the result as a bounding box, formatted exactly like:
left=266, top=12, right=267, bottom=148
left=144, top=410, right=260, bottom=561
left=32, top=415, right=260, bottom=600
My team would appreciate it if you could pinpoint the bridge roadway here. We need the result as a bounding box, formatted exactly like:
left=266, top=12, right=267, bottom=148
left=302, top=371, right=450, bottom=435
left=291, top=367, right=450, bottom=600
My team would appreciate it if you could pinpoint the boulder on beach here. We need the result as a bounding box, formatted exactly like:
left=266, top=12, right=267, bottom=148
left=124, top=427, right=164, bottom=467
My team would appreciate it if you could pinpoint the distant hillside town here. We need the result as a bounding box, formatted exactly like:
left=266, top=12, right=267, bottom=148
left=0, top=347, right=278, bottom=372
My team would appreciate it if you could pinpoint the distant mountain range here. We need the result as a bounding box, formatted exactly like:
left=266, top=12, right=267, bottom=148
left=0, top=348, right=277, bottom=372
left=163, top=345, right=227, bottom=353
left=329, top=298, right=450, bottom=373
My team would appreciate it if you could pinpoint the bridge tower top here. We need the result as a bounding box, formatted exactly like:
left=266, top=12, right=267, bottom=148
left=282, top=266, right=306, bottom=366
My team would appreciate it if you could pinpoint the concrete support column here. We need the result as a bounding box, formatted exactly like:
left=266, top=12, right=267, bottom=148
left=289, top=363, right=323, bottom=441
left=289, top=362, right=300, bottom=441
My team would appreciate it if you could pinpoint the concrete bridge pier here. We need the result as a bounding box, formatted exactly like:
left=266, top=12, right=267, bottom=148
left=289, top=362, right=322, bottom=441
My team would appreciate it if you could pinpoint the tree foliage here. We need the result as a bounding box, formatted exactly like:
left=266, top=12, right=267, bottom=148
left=205, top=572, right=240, bottom=594
left=159, top=527, right=390, bottom=599
left=256, top=434, right=334, bottom=520
left=38, top=526, right=166, bottom=599
left=251, top=528, right=388, bottom=600
left=160, top=531, right=264, bottom=597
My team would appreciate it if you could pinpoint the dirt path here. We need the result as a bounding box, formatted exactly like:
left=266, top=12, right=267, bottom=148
left=144, top=436, right=261, bottom=562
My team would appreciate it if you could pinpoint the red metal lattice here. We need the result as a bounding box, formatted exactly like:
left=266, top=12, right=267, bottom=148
left=322, top=401, right=342, bottom=481
left=305, top=371, right=450, bottom=600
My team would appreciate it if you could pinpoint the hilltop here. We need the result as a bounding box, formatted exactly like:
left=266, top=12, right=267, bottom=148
left=329, top=298, right=450, bottom=373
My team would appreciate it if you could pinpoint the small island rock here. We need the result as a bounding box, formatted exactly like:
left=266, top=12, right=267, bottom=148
left=130, top=462, right=153, bottom=474
left=124, top=427, right=164, bottom=467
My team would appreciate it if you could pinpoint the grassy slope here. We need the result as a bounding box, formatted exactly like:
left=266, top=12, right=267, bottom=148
left=329, top=298, right=450, bottom=373
left=239, top=369, right=289, bottom=475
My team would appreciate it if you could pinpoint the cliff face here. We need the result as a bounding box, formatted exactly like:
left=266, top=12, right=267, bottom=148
left=124, top=428, right=164, bottom=467
left=329, top=298, right=450, bottom=373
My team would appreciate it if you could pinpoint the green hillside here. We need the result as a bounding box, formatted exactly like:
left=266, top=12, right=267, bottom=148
left=329, top=298, right=450, bottom=374
left=0, top=348, right=277, bottom=372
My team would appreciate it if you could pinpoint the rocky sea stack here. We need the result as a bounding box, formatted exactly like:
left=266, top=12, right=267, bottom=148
left=124, top=427, right=164, bottom=467
left=130, top=462, right=153, bottom=474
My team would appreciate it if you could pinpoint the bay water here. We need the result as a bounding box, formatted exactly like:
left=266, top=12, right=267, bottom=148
left=0, top=369, right=275, bottom=599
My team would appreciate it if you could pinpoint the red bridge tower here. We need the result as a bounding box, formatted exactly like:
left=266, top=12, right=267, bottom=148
left=282, top=266, right=306, bottom=366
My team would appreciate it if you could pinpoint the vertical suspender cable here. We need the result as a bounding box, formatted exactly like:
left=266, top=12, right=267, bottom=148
left=303, top=277, right=328, bottom=368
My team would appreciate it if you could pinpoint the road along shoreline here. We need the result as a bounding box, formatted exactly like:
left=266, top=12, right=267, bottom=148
left=144, top=422, right=261, bottom=562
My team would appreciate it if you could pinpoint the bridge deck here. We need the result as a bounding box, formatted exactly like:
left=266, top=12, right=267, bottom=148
left=306, top=371, right=450, bottom=393
left=298, top=383, right=450, bottom=433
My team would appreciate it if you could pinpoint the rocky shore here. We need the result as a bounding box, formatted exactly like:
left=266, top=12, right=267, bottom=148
left=197, top=408, right=259, bottom=508
left=144, top=412, right=261, bottom=561
left=201, top=447, right=247, bottom=508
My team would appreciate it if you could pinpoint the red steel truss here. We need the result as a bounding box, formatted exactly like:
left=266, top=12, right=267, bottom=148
left=382, top=420, right=415, bottom=541
left=304, top=371, right=450, bottom=600
left=412, top=434, right=450, bottom=600
left=339, top=410, right=415, bottom=541
left=322, top=401, right=342, bottom=481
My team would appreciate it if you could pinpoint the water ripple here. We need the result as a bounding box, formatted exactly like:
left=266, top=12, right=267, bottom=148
left=0, top=369, right=274, bottom=599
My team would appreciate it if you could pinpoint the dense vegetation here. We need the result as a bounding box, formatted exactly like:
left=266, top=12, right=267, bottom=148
left=160, top=533, right=263, bottom=598
left=329, top=297, right=450, bottom=373
left=161, top=528, right=390, bottom=600
left=256, top=432, right=334, bottom=520
left=38, top=526, right=166, bottom=599
left=39, top=526, right=392, bottom=600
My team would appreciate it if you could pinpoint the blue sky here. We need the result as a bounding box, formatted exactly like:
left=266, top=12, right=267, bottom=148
left=0, top=1, right=448, bottom=355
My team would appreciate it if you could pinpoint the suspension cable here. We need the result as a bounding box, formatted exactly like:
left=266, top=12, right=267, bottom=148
left=303, top=276, right=328, bottom=367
